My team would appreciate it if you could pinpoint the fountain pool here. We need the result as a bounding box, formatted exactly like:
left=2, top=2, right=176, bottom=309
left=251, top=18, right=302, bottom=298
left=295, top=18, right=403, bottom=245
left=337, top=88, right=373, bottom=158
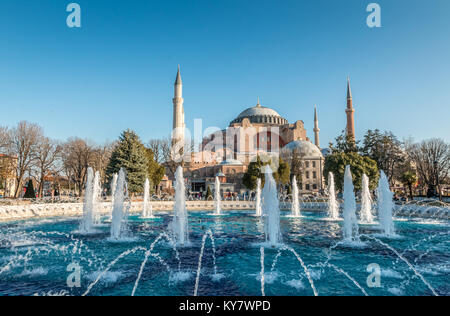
left=0, top=210, right=448, bottom=296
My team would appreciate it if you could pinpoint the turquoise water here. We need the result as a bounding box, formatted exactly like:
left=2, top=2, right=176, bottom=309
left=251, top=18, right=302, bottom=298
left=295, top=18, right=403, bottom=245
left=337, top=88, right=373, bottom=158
left=0, top=211, right=448, bottom=296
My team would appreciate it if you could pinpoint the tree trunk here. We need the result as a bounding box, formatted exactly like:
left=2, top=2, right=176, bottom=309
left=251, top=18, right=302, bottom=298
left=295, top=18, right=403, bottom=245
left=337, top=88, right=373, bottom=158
left=39, top=172, right=45, bottom=198
left=14, top=178, right=22, bottom=198
left=408, top=183, right=414, bottom=201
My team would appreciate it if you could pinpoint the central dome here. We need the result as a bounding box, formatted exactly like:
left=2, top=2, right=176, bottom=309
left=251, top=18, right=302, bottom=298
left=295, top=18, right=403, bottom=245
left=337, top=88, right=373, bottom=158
left=231, top=100, right=288, bottom=126
left=237, top=106, right=282, bottom=119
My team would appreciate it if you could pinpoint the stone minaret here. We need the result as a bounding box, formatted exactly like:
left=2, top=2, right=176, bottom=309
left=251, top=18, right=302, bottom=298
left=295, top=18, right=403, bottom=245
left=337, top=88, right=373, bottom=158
left=346, top=77, right=355, bottom=141
left=172, top=65, right=185, bottom=146
left=313, top=105, right=320, bottom=148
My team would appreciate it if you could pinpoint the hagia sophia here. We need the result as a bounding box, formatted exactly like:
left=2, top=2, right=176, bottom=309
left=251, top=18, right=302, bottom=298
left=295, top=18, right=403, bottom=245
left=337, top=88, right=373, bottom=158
left=170, top=67, right=356, bottom=197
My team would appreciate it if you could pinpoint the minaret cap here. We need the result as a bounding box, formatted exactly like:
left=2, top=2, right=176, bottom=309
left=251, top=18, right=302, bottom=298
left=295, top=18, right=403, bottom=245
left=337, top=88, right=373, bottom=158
left=175, top=65, right=182, bottom=85
left=347, top=76, right=352, bottom=99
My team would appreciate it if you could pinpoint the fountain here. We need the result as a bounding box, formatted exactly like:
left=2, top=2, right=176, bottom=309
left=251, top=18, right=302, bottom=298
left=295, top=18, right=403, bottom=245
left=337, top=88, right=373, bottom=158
left=92, top=171, right=102, bottom=225
left=360, top=174, right=374, bottom=223
left=142, top=178, right=153, bottom=218
left=110, top=168, right=128, bottom=240
left=255, top=178, right=262, bottom=217
left=262, top=167, right=282, bottom=246
left=291, top=176, right=301, bottom=217
left=214, top=176, right=221, bottom=215
left=327, top=172, right=339, bottom=220
left=377, top=171, right=395, bottom=236
left=108, top=173, right=118, bottom=219
left=343, top=166, right=359, bottom=242
left=79, top=167, right=95, bottom=233
left=170, top=166, right=189, bottom=246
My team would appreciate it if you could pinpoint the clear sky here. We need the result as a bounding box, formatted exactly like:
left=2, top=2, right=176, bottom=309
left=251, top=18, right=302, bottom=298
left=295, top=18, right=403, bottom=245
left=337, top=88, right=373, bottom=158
left=0, top=0, right=449, bottom=146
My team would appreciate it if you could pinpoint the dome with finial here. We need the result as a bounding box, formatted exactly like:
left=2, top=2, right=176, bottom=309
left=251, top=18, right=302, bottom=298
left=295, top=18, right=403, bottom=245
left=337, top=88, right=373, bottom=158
left=230, top=98, right=288, bottom=126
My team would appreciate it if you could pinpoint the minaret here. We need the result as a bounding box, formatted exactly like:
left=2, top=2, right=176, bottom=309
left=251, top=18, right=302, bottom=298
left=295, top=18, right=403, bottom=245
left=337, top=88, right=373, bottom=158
left=346, top=77, right=355, bottom=141
left=172, top=65, right=185, bottom=146
left=313, top=105, right=320, bottom=148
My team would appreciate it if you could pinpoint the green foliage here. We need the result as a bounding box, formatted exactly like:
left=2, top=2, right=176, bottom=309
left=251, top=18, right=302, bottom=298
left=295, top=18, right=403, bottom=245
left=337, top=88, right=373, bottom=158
left=401, top=171, right=417, bottom=186
left=242, top=156, right=264, bottom=190
left=402, top=171, right=418, bottom=200
left=273, top=158, right=290, bottom=186
left=243, top=156, right=291, bottom=190
left=144, top=147, right=165, bottom=193
left=324, top=152, right=379, bottom=192
left=24, top=179, right=36, bottom=199
left=331, top=130, right=360, bottom=154
left=106, top=130, right=148, bottom=194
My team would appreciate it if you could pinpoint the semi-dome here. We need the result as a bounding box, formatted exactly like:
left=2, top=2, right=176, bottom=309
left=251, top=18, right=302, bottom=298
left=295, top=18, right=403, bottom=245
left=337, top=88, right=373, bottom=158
left=230, top=100, right=288, bottom=126
left=282, top=140, right=323, bottom=159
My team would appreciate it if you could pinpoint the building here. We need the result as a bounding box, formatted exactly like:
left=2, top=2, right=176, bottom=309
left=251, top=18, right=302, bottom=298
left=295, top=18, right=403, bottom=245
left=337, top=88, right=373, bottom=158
left=0, top=154, right=17, bottom=198
left=346, top=77, right=356, bottom=141
left=169, top=68, right=357, bottom=196
left=281, top=141, right=325, bottom=192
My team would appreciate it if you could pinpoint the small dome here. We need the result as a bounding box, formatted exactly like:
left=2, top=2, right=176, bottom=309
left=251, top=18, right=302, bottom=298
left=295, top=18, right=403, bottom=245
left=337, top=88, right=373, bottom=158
left=220, top=159, right=243, bottom=166
left=282, top=141, right=323, bottom=159
left=216, top=172, right=226, bottom=177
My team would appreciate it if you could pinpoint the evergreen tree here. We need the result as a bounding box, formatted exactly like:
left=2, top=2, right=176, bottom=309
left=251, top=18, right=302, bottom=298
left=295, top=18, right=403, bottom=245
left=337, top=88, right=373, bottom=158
left=243, top=156, right=290, bottom=190
left=331, top=130, right=360, bottom=154
left=106, top=130, right=148, bottom=194
left=401, top=171, right=418, bottom=200
left=24, top=179, right=36, bottom=199
left=273, top=158, right=290, bottom=186
left=324, top=151, right=379, bottom=192
left=144, top=147, right=165, bottom=194
left=243, top=156, right=264, bottom=190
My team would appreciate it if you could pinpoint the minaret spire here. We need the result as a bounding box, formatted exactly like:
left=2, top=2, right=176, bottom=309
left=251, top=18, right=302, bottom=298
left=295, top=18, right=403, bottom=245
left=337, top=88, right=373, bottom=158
left=175, top=65, right=182, bottom=86
left=345, top=77, right=356, bottom=141
left=172, top=66, right=185, bottom=147
left=313, top=105, right=320, bottom=148
left=347, top=76, right=352, bottom=100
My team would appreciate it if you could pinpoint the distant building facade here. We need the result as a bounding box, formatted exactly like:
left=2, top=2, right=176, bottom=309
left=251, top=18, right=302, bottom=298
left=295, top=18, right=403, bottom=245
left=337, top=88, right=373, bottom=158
left=0, top=154, right=17, bottom=198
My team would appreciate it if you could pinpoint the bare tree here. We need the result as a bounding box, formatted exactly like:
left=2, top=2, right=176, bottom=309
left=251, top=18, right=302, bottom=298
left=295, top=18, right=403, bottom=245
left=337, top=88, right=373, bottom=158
left=0, top=126, right=10, bottom=153
left=281, top=148, right=306, bottom=190
left=361, top=130, right=404, bottom=185
left=148, top=139, right=164, bottom=164
left=91, top=142, right=115, bottom=184
left=61, top=138, right=96, bottom=196
left=158, top=137, right=181, bottom=179
left=33, top=137, right=63, bottom=198
left=406, top=138, right=450, bottom=200
left=9, top=121, right=43, bottom=197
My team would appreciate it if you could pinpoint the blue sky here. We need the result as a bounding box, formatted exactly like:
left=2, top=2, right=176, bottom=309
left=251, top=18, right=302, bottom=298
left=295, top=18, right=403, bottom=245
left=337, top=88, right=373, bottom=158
left=0, top=0, right=449, bottom=146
